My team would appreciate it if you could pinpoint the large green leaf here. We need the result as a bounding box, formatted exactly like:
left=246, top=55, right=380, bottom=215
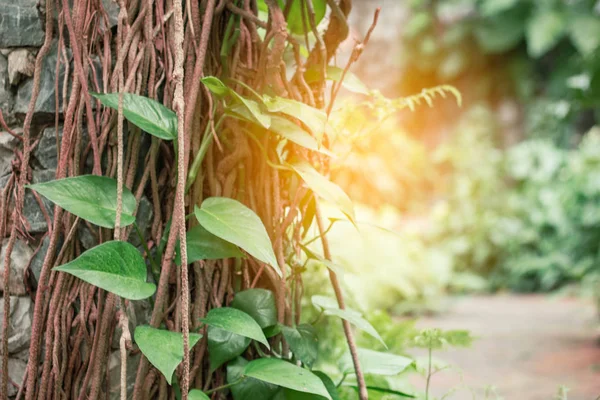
left=569, top=15, right=600, bottom=56
left=175, top=224, right=244, bottom=265
left=201, top=307, right=269, bottom=347
left=195, top=198, right=280, bottom=276
left=243, top=359, right=332, bottom=400
left=227, top=357, right=280, bottom=400
left=188, top=390, right=210, bottom=400
left=207, top=326, right=251, bottom=372
left=264, top=97, right=326, bottom=139
left=231, top=289, right=278, bottom=329
left=268, top=115, right=319, bottom=151
left=313, top=372, right=339, bottom=400
left=287, top=0, right=327, bottom=35
left=291, top=162, right=355, bottom=224
left=339, top=348, right=414, bottom=376
left=90, top=92, right=177, bottom=140
left=281, top=324, right=318, bottom=368
left=54, top=241, right=155, bottom=300
left=134, top=326, right=202, bottom=384
left=311, top=296, right=384, bottom=347
left=27, top=175, right=136, bottom=228
left=526, top=9, right=566, bottom=57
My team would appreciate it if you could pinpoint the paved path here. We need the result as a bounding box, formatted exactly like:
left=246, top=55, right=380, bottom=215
left=412, top=295, right=600, bottom=400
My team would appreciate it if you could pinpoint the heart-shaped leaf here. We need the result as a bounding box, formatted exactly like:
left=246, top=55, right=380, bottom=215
left=175, top=224, right=244, bottom=265
left=90, top=92, right=177, bottom=140
left=54, top=241, right=155, bottom=300
left=243, top=359, right=332, bottom=400
left=281, top=324, right=318, bottom=368
left=291, top=162, right=355, bottom=224
left=287, top=0, right=326, bottom=35
left=195, top=198, right=280, bottom=276
left=264, top=97, right=326, bottom=139
left=312, top=296, right=384, bottom=347
left=27, top=175, right=136, bottom=228
left=188, top=390, right=210, bottom=400
left=134, top=326, right=202, bottom=384
left=231, top=289, right=278, bottom=329
left=207, top=326, right=251, bottom=372
left=201, top=307, right=269, bottom=348
left=339, top=348, right=414, bottom=376
left=227, top=357, right=280, bottom=400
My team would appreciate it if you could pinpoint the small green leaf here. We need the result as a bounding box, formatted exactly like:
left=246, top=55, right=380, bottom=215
left=569, top=15, right=600, bottom=56
left=90, top=92, right=177, bottom=140
left=526, top=9, right=566, bottom=57
left=134, top=326, right=202, bottom=384
left=227, top=357, right=280, bottom=400
left=175, top=224, right=244, bottom=265
left=325, top=66, right=369, bottom=95
left=208, top=326, right=251, bottom=372
left=291, top=162, right=356, bottom=224
left=479, top=0, right=518, bottom=16
left=231, top=289, right=278, bottom=329
left=201, top=76, right=230, bottom=97
left=243, top=359, right=332, bottom=400
left=201, top=307, right=269, bottom=348
left=339, top=348, right=413, bottom=376
left=305, top=66, right=369, bottom=95
left=311, top=296, right=384, bottom=347
left=188, top=390, right=210, bottom=400
left=195, top=198, right=280, bottom=276
left=54, top=241, right=155, bottom=300
left=27, top=175, right=136, bottom=228
left=263, top=324, right=282, bottom=338
left=281, top=324, right=318, bottom=367
left=287, top=0, right=327, bottom=35
left=227, top=97, right=271, bottom=129
left=264, top=97, right=326, bottom=139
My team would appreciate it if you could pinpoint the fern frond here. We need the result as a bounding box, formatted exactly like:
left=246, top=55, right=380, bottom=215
left=396, top=85, right=462, bottom=111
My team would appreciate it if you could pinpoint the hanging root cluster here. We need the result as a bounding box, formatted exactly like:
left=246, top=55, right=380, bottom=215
left=0, top=0, right=379, bottom=399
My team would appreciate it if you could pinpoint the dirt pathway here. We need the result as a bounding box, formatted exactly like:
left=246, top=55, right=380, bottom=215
left=412, top=295, right=600, bottom=400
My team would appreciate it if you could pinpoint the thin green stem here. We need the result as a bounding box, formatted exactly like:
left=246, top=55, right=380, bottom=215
left=336, top=373, right=348, bottom=388
left=204, top=378, right=245, bottom=395
left=425, top=347, right=432, bottom=400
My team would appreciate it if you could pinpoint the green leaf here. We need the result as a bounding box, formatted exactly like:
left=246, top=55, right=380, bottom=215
left=569, top=15, right=600, bottom=56
left=312, top=372, right=339, bottom=400
left=195, top=198, right=280, bottom=276
left=227, top=357, right=280, bottom=400
left=201, top=307, right=269, bottom=347
left=228, top=97, right=271, bottom=129
left=479, top=0, right=518, bottom=16
left=305, top=66, right=369, bottom=95
left=175, top=224, right=244, bottom=265
left=264, top=97, right=326, bottom=139
left=281, top=324, right=318, bottom=367
left=231, top=289, right=278, bottom=329
left=134, top=326, right=202, bottom=384
left=54, top=241, right=155, bottom=300
left=263, top=324, right=282, bottom=338
left=301, top=245, right=344, bottom=277
left=208, top=326, right=251, bottom=372
left=90, top=92, right=177, bottom=140
left=324, top=66, right=369, bottom=95
left=243, top=359, right=332, bottom=400
left=27, top=175, right=136, bottom=228
left=311, top=296, right=384, bottom=347
left=287, top=0, right=327, bottom=35
left=291, top=162, right=356, bottom=224
left=339, top=348, right=413, bottom=376
left=473, top=14, right=525, bottom=53
left=201, top=76, right=230, bottom=97
left=526, top=9, right=566, bottom=57
left=188, top=390, right=210, bottom=400
left=268, top=115, right=320, bottom=150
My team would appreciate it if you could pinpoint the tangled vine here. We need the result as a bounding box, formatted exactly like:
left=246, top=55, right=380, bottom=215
left=0, top=0, right=382, bottom=399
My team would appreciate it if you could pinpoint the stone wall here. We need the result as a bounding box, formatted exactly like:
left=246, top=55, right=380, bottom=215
left=0, top=2, right=150, bottom=398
